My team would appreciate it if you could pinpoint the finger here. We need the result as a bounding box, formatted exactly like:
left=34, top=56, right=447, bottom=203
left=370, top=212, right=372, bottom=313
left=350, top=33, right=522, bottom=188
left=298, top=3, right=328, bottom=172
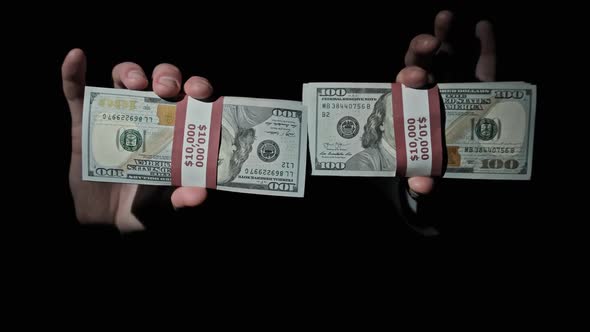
left=396, top=66, right=430, bottom=88
left=62, top=48, right=87, bottom=126
left=434, top=10, right=454, bottom=54
left=184, top=76, right=214, bottom=100
left=171, top=187, right=208, bottom=209
left=408, top=176, right=434, bottom=195
left=152, top=63, right=182, bottom=98
left=114, top=184, right=145, bottom=233
left=112, top=62, right=148, bottom=90
left=404, top=34, right=441, bottom=69
left=475, top=20, right=496, bottom=82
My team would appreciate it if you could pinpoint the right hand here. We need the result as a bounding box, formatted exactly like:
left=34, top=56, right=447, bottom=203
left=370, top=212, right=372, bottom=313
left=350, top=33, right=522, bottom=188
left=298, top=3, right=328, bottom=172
left=63, top=48, right=213, bottom=232
left=397, top=10, right=497, bottom=196
left=404, top=10, right=496, bottom=83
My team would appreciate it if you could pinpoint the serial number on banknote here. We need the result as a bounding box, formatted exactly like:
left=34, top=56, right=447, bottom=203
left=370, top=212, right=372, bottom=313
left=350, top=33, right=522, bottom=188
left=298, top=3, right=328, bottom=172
left=320, top=103, right=372, bottom=110
left=243, top=168, right=295, bottom=177
left=101, top=113, right=155, bottom=123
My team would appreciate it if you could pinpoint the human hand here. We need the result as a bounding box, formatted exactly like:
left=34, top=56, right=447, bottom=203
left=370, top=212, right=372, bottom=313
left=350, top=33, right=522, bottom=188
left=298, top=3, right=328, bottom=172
left=396, top=10, right=496, bottom=196
left=63, top=49, right=213, bottom=232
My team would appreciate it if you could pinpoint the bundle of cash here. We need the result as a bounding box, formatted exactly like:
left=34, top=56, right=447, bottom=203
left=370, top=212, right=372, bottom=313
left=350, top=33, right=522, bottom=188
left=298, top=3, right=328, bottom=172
left=303, top=82, right=536, bottom=180
left=81, top=81, right=536, bottom=199
left=82, top=87, right=307, bottom=197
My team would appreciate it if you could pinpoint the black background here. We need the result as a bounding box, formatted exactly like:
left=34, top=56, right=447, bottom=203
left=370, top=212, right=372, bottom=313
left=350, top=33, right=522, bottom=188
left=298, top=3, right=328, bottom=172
left=26, top=2, right=567, bottom=264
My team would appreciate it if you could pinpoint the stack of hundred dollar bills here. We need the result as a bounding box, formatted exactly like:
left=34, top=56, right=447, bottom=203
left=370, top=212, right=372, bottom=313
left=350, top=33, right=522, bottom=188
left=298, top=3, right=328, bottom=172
left=82, top=81, right=536, bottom=197
left=304, top=82, right=536, bottom=180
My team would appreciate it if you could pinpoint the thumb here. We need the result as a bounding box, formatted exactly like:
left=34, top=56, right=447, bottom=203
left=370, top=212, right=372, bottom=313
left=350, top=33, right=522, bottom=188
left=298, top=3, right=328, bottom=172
left=171, top=187, right=208, bottom=209
left=62, top=48, right=87, bottom=126
left=408, top=176, right=434, bottom=195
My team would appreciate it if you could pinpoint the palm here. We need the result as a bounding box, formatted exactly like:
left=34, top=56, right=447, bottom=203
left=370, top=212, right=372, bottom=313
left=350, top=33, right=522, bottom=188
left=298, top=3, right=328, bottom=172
left=63, top=50, right=142, bottom=231
left=69, top=118, right=140, bottom=230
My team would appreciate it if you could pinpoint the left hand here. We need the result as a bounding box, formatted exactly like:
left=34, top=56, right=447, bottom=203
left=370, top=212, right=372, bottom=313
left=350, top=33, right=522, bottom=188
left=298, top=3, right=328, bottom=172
left=63, top=49, right=212, bottom=232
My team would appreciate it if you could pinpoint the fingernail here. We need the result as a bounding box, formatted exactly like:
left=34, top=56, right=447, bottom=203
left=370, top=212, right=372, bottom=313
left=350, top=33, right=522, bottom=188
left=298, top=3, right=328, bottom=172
left=128, top=70, right=145, bottom=80
left=159, top=76, right=179, bottom=89
left=408, top=188, right=421, bottom=199
left=194, top=79, right=212, bottom=91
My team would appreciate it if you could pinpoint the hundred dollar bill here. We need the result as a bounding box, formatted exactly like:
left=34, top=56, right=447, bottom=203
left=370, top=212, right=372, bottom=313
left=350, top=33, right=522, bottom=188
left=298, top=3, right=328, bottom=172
left=304, top=82, right=536, bottom=180
left=304, top=83, right=443, bottom=177
left=82, top=87, right=307, bottom=197
left=440, top=82, right=536, bottom=180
